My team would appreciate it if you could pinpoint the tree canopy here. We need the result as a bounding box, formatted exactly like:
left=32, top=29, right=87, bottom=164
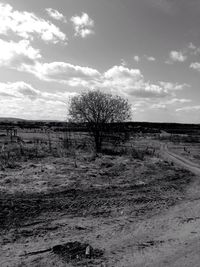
left=68, top=89, right=132, bottom=152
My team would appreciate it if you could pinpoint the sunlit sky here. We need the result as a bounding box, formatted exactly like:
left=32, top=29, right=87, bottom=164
left=0, top=0, right=200, bottom=123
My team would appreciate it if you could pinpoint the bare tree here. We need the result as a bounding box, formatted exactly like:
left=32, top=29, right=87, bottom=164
left=68, top=90, right=132, bottom=152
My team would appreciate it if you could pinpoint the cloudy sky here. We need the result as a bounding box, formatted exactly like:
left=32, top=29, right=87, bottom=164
left=0, top=0, right=200, bottom=123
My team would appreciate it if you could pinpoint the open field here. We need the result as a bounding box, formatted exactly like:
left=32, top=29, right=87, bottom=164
left=0, top=151, right=194, bottom=267
left=0, top=121, right=200, bottom=266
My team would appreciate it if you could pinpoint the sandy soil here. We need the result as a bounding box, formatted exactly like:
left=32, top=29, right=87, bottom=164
left=0, top=146, right=200, bottom=267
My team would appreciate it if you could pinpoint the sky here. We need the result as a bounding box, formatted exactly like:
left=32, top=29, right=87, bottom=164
left=0, top=0, right=200, bottom=123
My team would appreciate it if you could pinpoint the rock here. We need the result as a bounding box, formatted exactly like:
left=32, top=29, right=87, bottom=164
left=85, top=245, right=91, bottom=258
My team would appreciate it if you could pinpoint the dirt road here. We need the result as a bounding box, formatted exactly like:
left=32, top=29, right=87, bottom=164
left=161, top=143, right=200, bottom=175
left=121, top=144, right=200, bottom=266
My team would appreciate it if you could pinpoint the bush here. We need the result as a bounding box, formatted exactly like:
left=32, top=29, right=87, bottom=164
left=130, top=147, right=145, bottom=160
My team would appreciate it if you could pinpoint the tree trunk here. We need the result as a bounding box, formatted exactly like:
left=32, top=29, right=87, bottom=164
left=94, top=131, right=102, bottom=153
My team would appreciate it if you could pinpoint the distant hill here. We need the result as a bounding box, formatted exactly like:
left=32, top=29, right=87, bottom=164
left=0, top=117, right=26, bottom=122
left=0, top=117, right=63, bottom=123
left=0, top=117, right=199, bottom=135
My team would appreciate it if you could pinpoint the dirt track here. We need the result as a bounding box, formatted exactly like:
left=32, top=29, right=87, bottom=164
left=110, top=145, right=200, bottom=266
left=161, top=143, right=200, bottom=176
left=123, top=144, right=200, bottom=267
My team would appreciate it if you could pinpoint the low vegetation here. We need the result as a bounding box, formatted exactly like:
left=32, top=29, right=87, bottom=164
left=0, top=109, right=199, bottom=266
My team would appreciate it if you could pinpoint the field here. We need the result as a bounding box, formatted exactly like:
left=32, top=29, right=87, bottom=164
left=0, top=121, right=200, bottom=266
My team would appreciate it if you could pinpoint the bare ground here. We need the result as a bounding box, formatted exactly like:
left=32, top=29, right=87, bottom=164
left=0, top=148, right=199, bottom=267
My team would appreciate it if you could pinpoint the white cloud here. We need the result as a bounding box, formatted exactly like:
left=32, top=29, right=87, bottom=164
left=104, top=65, right=142, bottom=80
left=134, top=55, right=156, bottom=63
left=71, top=12, right=94, bottom=38
left=176, top=105, right=200, bottom=112
left=0, top=81, right=76, bottom=100
left=0, top=63, right=190, bottom=120
left=166, top=98, right=191, bottom=104
left=14, top=60, right=187, bottom=100
left=190, top=62, right=200, bottom=72
left=149, top=98, right=191, bottom=110
left=20, top=61, right=101, bottom=85
left=145, top=55, right=156, bottom=61
left=120, top=59, right=127, bottom=66
left=188, top=42, right=196, bottom=50
left=150, top=103, right=167, bottom=109
left=45, top=8, right=67, bottom=23
left=0, top=81, right=77, bottom=120
left=0, top=97, right=67, bottom=120
left=169, top=50, right=187, bottom=62
left=147, top=57, right=156, bottom=61
left=133, top=55, right=140, bottom=62
left=102, top=65, right=185, bottom=99
left=0, top=81, right=40, bottom=100
left=188, top=42, right=200, bottom=55
left=3, top=44, right=187, bottom=102
left=159, top=82, right=190, bottom=91
left=0, top=3, right=67, bottom=44
left=167, top=43, right=200, bottom=65
left=0, top=39, right=41, bottom=67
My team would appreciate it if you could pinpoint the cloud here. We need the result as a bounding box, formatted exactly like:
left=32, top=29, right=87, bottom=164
left=0, top=64, right=190, bottom=120
left=190, top=62, right=200, bottom=72
left=0, top=3, right=67, bottom=44
left=0, top=39, right=41, bottom=67
left=166, top=98, right=191, bottom=104
left=133, top=55, right=140, bottom=62
left=120, top=59, right=127, bottom=66
left=134, top=55, right=156, bottom=63
left=149, top=97, right=191, bottom=110
left=0, top=41, right=102, bottom=87
left=169, top=50, right=187, bottom=62
left=150, top=103, right=167, bottom=109
left=188, top=42, right=196, bottom=50
left=0, top=81, right=77, bottom=120
left=188, top=43, right=200, bottom=55
left=3, top=43, right=187, bottom=102
left=104, top=65, right=142, bottom=80
left=45, top=8, right=67, bottom=23
left=12, top=58, right=188, bottom=100
left=159, top=82, right=190, bottom=91
left=0, top=81, right=40, bottom=100
left=0, top=97, right=68, bottom=120
left=20, top=61, right=101, bottom=86
left=147, top=56, right=156, bottom=61
left=71, top=12, right=94, bottom=38
left=176, top=105, right=200, bottom=112
left=0, top=81, right=76, bottom=102
left=166, top=43, right=200, bottom=65
left=102, top=65, right=186, bottom=99
left=145, top=55, right=156, bottom=61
